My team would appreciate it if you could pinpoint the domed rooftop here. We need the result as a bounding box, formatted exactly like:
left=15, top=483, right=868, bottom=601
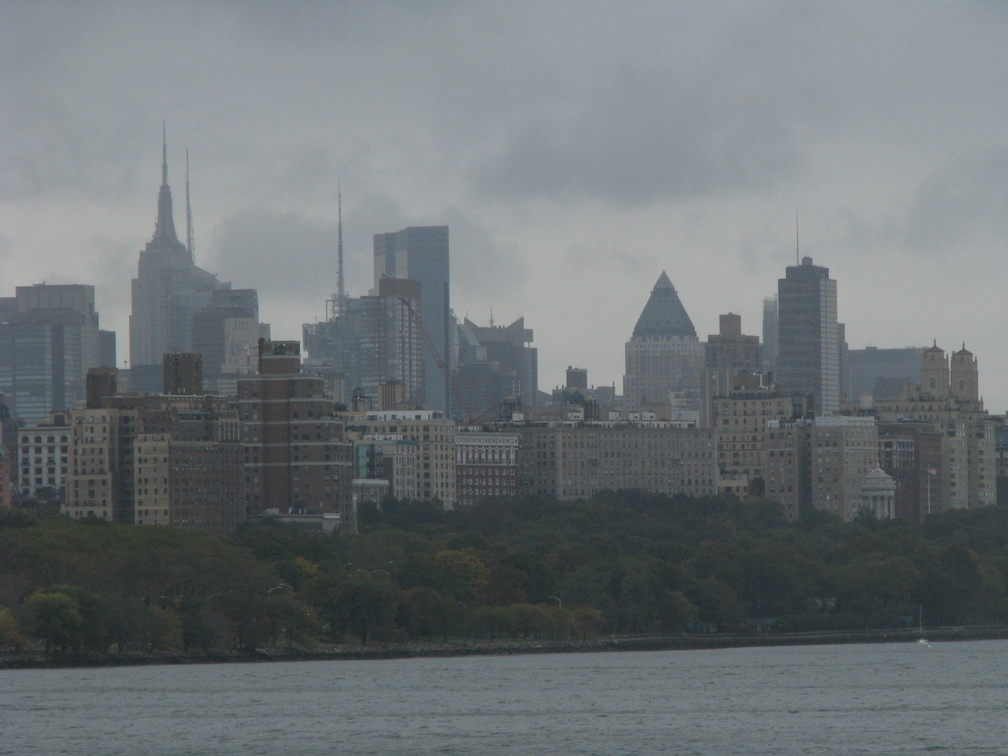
left=632, top=271, right=696, bottom=339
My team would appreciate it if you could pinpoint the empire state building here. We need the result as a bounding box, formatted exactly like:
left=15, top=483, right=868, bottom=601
left=129, top=131, right=229, bottom=392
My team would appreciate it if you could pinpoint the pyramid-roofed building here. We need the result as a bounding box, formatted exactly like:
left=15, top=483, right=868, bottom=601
left=632, top=271, right=697, bottom=339
left=623, top=272, right=703, bottom=415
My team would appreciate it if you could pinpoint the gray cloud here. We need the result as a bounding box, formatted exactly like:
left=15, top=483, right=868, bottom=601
left=903, top=151, right=1008, bottom=253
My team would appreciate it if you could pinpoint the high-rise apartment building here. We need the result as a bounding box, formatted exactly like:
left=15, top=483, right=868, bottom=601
left=373, top=226, right=451, bottom=414
left=455, top=430, right=519, bottom=506
left=623, top=272, right=704, bottom=413
left=238, top=339, right=354, bottom=520
left=776, top=257, right=843, bottom=415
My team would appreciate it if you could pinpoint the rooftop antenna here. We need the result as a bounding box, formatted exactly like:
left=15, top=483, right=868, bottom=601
left=337, top=179, right=345, bottom=313
left=326, top=180, right=346, bottom=322
left=185, top=149, right=194, bottom=263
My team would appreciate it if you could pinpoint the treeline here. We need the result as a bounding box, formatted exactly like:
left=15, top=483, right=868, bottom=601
left=3, top=493, right=1008, bottom=657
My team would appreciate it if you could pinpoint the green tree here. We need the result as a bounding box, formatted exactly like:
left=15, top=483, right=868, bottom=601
left=20, top=592, right=85, bottom=655
left=321, top=578, right=399, bottom=645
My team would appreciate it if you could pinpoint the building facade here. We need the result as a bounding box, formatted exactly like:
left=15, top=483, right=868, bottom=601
left=344, top=409, right=457, bottom=508
left=455, top=430, right=519, bottom=506
left=514, top=421, right=718, bottom=501
left=238, top=339, right=354, bottom=520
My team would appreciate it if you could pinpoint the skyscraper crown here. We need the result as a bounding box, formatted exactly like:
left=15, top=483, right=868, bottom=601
left=631, top=271, right=697, bottom=339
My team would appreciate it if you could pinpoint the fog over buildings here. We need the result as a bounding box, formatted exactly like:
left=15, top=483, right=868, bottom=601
left=3, top=2, right=1008, bottom=408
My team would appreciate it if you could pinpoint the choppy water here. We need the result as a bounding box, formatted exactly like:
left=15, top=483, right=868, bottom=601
left=3, top=640, right=1006, bottom=755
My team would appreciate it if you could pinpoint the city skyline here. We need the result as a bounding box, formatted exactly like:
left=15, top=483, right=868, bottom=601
left=4, top=4, right=1008, bottom=408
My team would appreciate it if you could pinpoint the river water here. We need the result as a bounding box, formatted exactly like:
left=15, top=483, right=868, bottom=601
left=3, top=640, right=1006, bottom=755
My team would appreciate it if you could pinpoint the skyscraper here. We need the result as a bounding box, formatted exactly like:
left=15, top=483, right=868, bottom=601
left=373, top=226, right=450, bottom=413
left=130, top=130, right=263, bottom=394
left=0, top=284, right=113, bottom=424
left=776, top=256, right=841, bottom=415
left=623, top=272, right=703, bottom=413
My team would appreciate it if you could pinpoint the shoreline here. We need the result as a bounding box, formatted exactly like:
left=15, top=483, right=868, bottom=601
left=4, top=625, right=1008, bottom=670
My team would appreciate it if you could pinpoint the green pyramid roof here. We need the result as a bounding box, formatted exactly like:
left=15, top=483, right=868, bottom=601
left=632, top=271, right=696, bottom=338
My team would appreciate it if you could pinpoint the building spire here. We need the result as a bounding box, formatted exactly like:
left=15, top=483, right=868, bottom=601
left=162, top=122, right=168, bottom=185
left=153, top=122, right=179, bottom=243
left=337, top=179, right=345, bottom=312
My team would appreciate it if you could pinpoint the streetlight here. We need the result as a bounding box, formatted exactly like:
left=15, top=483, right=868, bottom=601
left=548, top=595, right=562, bottom=606
left=267, top=583, right=290, bottom=597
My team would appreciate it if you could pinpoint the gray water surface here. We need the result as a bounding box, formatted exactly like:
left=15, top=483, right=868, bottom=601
left=2, top=640, right=1005, bottom=755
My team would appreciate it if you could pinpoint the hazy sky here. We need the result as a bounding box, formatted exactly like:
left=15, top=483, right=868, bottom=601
left=3, top=2, right=1008, bottom=408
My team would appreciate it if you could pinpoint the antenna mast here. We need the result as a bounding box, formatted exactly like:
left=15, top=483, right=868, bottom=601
left=326, top=181, right=346, bottom=322
left=337, top=181, right=345, bottom=314
left=186, top=149, right=194, bottom=262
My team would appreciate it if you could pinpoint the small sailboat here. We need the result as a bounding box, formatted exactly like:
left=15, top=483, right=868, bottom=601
left=917, top=605, right=930, bottom=647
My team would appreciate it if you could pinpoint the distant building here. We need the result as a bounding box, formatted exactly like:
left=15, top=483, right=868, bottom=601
left=64, top=372, right=247, bottom=532
left=847, top=346, right=925, bottom=402
left=373, top=226, right=451, bottom=413
left=514, top=420, right=718, bottom=501
left=702, top=313, right=762, bottom=427
left=762, top=297, right=779, bottom=376
left=0, top=284, right=113, bottom=424
left=862, top=344, right=995, bottom=513
left=454, top=316, right=538, bottom=422
left=304, top=277, right=423, bottom=409
left=857, top=468, right=897, bottom=519
left=776, top=257, right=845, bottom=415
left=713, top=386, right=809, bottom=500
left=623, top=272, right=703, bottom=414
left=130, top=132, right=266, bottom=394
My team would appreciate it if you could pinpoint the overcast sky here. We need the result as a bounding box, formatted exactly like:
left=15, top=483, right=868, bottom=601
left=3, top=2, right=1008, bottom=409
